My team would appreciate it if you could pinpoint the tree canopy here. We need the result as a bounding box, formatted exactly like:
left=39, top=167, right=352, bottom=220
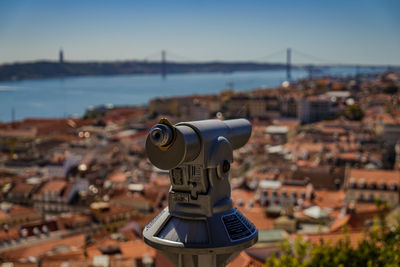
left=266, top=202, right=400, bottom=267
left=344, top=105, right=364, bottom=121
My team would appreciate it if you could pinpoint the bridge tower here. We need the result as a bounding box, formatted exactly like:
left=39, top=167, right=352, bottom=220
left=59, top=48, right=64, bottom=64
left=286, top=48, right=291, bottom=81
left=161, top=50, right=166, bottom=78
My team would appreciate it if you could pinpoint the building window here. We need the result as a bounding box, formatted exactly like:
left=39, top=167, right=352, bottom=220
left=369, top=182, right=377, bottom=190
left=349, top=178, right=356, bottom=189
left=390, top=184, right=398, bottom=191
left=379, top=183, right=387, bottom=190
left=368, top=194, right=374, bottom=202
left=359, top=179, right=366, bottom=189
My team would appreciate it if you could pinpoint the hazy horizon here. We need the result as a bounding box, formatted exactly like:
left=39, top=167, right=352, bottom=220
left=1, top=0, right=399, bottom=65
left=2, top=58, right=398, bottom=68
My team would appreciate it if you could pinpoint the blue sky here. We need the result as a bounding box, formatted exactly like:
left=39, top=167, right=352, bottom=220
left=0, top=0, right=399, bottom=65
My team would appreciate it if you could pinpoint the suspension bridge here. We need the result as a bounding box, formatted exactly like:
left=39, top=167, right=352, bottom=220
left=141, top=48, right=373, bottom=81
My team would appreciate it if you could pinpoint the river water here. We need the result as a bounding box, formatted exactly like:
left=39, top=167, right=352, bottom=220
left=0, top=66, right=385, bottom=122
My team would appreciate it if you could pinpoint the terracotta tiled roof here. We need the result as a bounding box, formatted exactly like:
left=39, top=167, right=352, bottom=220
left=227, top=251, right=251, bottom=267
left=6, top=263, right=36, bottom=267
left=109, top=172, right=127, bottom=183
left=9, top=183, right=36, bottom=194
left=296, top=160, right=318, bottom=167
left=41, top=259, right=89, bottom=267
left=119, top=240, right=156, bottom=259
left=85, top=245, right=102, bottom=258
left=284, top=142, right=324, bottom=155
left=237, top=206, right=275, bottom=231
left=155, top=251, right=175, bottom=267
left=41, top=249, right=86, bottom=262
left=101, top=107, right=146, bottom=124
left=313, top=189, right=346, bottom=209
left=330, top=214, right=351, bottom=233
left=0, top=118, right=94, bottom=137
left=0, top=209, right=7, bottom=219
left=348, top=169, right=400, bottom=186
left=0, top=227, right=19, bottom=242
left=227, top=251, right=264, bottom=267
left=151, top=176, right=171, bottom=187
left=0, top=128, right=37, bottom=138
left=339, top=153, right=360, bottom=161
left=37, top=180, right=67, bottom=195
left=110, top=187, right=153, bottom=206
left=7, top=204, right=38, bottom=217
left=0, top=234, right=85, bottom=260
left=319, top=127, right=347, bottom=135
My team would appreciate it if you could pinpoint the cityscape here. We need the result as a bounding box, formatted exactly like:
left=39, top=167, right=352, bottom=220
left=0, top=68, right=399, bottom=266
left=1, top=0, right=400, bottom=266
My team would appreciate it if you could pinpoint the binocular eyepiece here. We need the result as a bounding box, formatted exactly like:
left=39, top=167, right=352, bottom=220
left=149, top=123, right=174, bottom=147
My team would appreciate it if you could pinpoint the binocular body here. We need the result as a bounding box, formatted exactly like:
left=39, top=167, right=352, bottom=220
left=143, top=119, right=258, bottom=267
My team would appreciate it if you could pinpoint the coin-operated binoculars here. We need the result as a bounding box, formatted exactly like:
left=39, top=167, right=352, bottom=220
left=143, top=119, right=258, bottom=267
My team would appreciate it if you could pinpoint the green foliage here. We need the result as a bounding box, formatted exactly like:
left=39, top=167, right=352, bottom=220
left=266, top=202, right=400, bottom=267
left=344, top=105, right=364, bottom=121
left=83, top=111, right=104, bottom=120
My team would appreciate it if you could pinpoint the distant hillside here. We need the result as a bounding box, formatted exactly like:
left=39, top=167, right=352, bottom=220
left=0, top=60, right=289, bottom=82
